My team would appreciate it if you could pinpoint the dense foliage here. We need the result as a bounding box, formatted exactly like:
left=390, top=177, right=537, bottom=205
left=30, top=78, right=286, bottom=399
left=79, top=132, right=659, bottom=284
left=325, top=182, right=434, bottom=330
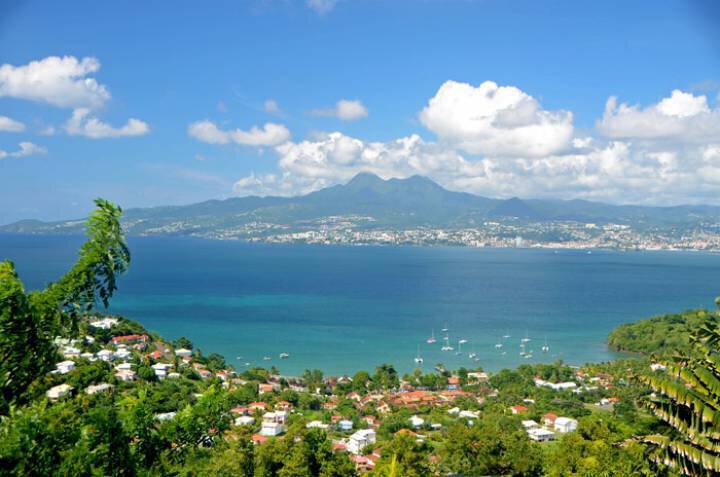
left=608, top=309, right=719, bottom=356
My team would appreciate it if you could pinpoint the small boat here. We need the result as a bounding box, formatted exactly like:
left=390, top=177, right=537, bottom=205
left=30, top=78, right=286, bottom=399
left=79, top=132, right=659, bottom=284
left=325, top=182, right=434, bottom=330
left=263, top=356, right=272, bottom=361
left=503, top=334, right=510, bottom=339
left=435, top=365, right=445, bottom=373
left=414, top=345, right=424, bottom=364
left=521, top=331, right=530, bottom=343
left=455, top=339, right=463, bottom=355
left=495, top=337, right=503, bottom=349
left=542, top=337, right=550, bottom=353
left=426, top=330, right=437, bottom=344
left=468, top=341, right=477, bottom=359
left=441, top=323, right=449, bottom=332
left=279, top=352, right=289, bottom=359
left=235, top=356, right=243, bottom=360
left=458, top=339, right=468, bottom=344
left=243, top=362, right=250, bottom=367
left=441, top=335, right=454, bottom=352
left=501, top=351, right=507, bottom=356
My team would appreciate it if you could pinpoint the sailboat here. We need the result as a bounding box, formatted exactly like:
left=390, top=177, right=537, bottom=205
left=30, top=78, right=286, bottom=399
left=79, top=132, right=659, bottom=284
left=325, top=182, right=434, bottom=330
left=495, top=337, right=503, bottom=349
left=521, top=330, right=531, bottom=343
left=519, top=342, right=527, bottom=357
left=414, top=345, right=424, bottom=364
left=455, top=339, right=463, bottom=356
left=426, top=330, right=437, bottom=344
left=441, top=335, right=454, bottom=352
left=542, top=337, right=550, bottom=353
left=458, top=338, right=468, bottom=344
left=441, top=323, right=449, bottom=332
left=468, top=341, right=477, bottom=359
left=279, top=352, right=289, bottom=359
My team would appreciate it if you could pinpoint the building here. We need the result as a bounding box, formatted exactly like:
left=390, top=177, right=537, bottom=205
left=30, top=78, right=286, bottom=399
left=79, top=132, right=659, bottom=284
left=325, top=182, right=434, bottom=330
left=306, top=420, right=329, bottom=429
left=55, top=360, right=75, bottom=374
left=521, top=420, right=540, bottom=431
left=235, top=416, right=255, bottom=426
left=89, top=317, right=118, bottom=329
left=260, top=421, right=286, bottom=437
left=47, top=384, right=73, bottom=401
left=111, top=334, right=148, bottom=346
left=528, top=428, right=556, bottom=442
left=86, top=383, right=113, bottom=395
left=115, top=369, right=137, bottom=382
left=410, top=415, right=425, bottom=428
left=554, top=417, right=578, bottom=433
left=338, top=419, right=354, bottom=431
left=347, top=429, right=377, bottom=455
left=510, top=405, right=528, bottom=414
left=543, top=413, right=558, bottom=427
left=175, top=348, right=192, bottom=358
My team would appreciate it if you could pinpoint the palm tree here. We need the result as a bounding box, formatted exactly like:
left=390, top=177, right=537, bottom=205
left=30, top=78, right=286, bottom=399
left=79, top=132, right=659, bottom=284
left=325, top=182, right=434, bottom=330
left=641, top=321, right=720, bottom=475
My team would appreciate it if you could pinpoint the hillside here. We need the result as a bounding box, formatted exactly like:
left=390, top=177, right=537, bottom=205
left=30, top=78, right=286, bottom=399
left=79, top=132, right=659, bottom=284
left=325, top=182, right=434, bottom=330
left=3, top=173, right=720, bottom=242
left=607, top=308, right=720, bottom=356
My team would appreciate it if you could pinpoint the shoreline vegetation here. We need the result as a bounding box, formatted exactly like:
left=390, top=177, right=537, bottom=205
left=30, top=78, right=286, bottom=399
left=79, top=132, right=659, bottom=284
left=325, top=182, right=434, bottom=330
left=1, top=200, right=718, bottom=476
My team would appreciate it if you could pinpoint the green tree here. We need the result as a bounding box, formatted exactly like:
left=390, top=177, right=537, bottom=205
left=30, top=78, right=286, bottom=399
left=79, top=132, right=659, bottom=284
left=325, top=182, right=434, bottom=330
left=641, top=321, right=720, bottom=474
left=0, top=199, right=129, bottom=413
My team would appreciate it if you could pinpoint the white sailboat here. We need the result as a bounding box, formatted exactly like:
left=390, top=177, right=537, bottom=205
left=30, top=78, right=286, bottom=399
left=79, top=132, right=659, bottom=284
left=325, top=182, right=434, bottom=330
left=455, top=339, right=463, bottom=356
left=441, top=335, right=454, bottom=352
left=414, top=345, right=424, bottom=364
left=542, top=337, right=550, bottom=353
left=521, top=330, right=530, bottom=343
left=468, top=341, right=477, bottom=359
left=441, top=323, right=449, bottom=332
left=427, top=329, right=437, bottom=344
left=495, top=337, right=503, bottom=349
left=279, top=352, right=289, bottom=359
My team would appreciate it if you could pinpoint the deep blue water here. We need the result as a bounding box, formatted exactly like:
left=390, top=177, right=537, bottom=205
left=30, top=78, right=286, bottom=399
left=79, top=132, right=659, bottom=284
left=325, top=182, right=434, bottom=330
left=3, top=234, right=720, bottom=375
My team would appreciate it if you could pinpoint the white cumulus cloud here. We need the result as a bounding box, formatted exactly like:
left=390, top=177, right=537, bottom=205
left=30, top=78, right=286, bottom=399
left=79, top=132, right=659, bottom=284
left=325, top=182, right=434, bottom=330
left=419, top=80, right=574, bottom=158
left=65, top=108, right=150, bottom=139
left=0, top=141, right=47, bottom=159
left=0, top=115, right=25, bottom=132
left=0, top=56, right=110, bottom=109
left=187, top=120, right=290, bottom=147
left=598, top=89, right=720, bottom=142
left=309, top=99, right=368, bottom=121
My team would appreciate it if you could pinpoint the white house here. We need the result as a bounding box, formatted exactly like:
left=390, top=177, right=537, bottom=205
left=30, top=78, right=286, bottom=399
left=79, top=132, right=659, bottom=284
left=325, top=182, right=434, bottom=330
left=155, top=412, right=176, bottom=422
left=338, top=419, right=353, bottom=431
left=459, top=410, right=479, bottom=420
left=260, top=421, right=286, bottom=436
left=235, top=416, right=255, bottom=426
left=521, top=420, right=540, bottom=431
left=306, top=420, right=329, bottom=430
left=80, top=352, right=96, bottom=361
left=62, top=346, right=81, bottom=358
left=115, top=348, right=131, bottom=360
left=97, top=349, right=114, bottom=362
left=347, top=429, right=376, bottom=455
left=175, top=348, right=192, bottom=358
left=86, top=383, right=114, bottom=395
left=409, top=415, right=425, bottom=428
left=89, top=317, right=118, bottom=329
left=554, top=417, right=578, bottom=433
left=527, top=428, right=556, bottom=442
left=115, top=369, right=137, bottom=382
left=47, top=384, right=73, bottom=401
left=56, top=360, right=76, bottom=374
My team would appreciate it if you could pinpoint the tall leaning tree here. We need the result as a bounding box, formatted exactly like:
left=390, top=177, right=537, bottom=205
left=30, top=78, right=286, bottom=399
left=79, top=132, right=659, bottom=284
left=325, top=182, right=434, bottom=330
left=0, top=199, right=129, bottom=413
left=641, top=318, right=720, bottom=475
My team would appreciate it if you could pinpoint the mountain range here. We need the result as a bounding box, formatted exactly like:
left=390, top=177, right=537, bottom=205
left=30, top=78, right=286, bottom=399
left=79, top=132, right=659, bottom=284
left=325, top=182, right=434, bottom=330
left=3, top=173, right=720, bottom=238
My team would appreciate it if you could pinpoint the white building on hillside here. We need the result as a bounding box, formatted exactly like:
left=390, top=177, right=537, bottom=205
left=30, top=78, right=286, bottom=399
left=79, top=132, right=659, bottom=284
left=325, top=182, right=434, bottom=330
left=554, top=417, right=578, bottom=433
left=347, top=429, right=376, bottom=455
left=47, top=384, right=73, bottom=401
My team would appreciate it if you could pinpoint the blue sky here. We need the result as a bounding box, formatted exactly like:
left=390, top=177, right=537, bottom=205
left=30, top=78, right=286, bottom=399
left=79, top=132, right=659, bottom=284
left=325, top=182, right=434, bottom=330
left=1, top=0, right=719, bottom=224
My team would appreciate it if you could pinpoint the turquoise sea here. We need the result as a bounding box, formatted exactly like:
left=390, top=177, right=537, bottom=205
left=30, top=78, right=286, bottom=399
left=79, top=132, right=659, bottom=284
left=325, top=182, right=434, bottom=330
left=3, top=234, right=720, bottom=375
